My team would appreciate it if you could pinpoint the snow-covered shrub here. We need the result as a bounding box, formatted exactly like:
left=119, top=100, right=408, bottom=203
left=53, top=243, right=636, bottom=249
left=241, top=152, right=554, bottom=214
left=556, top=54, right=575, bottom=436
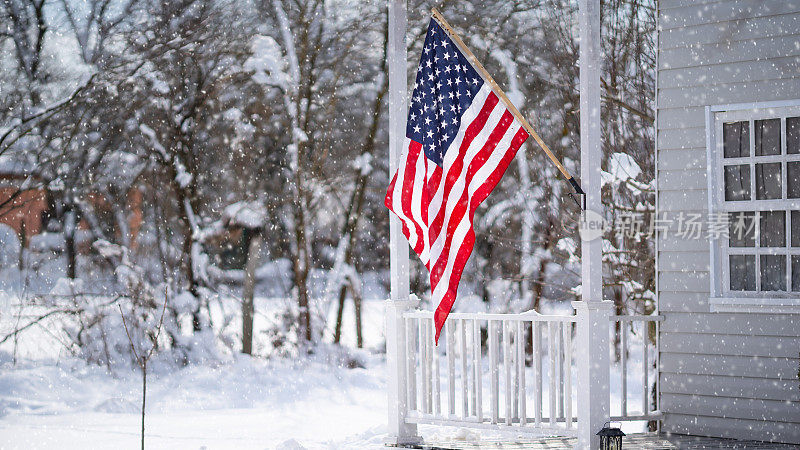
left=263, top=308, right=302, bottom=359
left=61, top=290, right=164, bottom=370
left=44, top=241, right=217, bottom=369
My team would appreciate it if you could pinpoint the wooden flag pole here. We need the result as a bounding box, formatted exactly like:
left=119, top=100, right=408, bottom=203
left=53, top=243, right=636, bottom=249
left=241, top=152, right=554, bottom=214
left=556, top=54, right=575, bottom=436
left=430, top=8, right=584, bottom=199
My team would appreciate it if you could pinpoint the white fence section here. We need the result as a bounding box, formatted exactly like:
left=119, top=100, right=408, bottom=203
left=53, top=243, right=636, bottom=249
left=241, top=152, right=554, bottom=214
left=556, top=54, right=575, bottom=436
left=395, top=308, right=663, bottom=438
left=610, top=314, right=663, bottom=423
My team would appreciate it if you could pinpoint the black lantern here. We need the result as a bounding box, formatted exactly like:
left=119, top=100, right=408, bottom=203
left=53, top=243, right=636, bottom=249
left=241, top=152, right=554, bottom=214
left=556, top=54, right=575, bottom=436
left=597, top=423, right=625, bottom=450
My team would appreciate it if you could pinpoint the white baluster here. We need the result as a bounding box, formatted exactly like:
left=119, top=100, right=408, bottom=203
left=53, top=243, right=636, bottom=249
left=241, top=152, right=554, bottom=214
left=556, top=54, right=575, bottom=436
left=548, top=322, right=557, bottom=427
left=503, top=321, right=512, bottom=425
left=432, top=318, right=440, bottom=416
left=417, top=318, right=426, bottom=414
left=563, top=321, right=572, bottom=429
left=517, top=320, right=526, bottom=426
left=643, top=321, right=649, bottom=415
left=621, top=320, right=627, bottom=418
left=473, top=320, right=482, bottom=421
left=557, top=322, right=564, bottom=421
left=512, top=322, right=518, bottom=423
left=534, top=321, right=542, bottom=427
left=406, top=318, right=416, bottom=412
left=447, top=319, right=456, bottom=417
left=460, top=319, right=468, bottom=419
left=489, top=320, right=499, bottom=424
left=426, top=318, right=433, bottom=414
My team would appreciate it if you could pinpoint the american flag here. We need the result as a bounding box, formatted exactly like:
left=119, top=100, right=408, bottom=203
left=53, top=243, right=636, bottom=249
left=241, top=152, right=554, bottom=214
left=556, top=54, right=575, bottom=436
left=385, top=18, right=529, bottom=343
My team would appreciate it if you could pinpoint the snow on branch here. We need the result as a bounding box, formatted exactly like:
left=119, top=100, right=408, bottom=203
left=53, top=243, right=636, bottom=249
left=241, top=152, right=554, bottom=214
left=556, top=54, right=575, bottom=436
left=222, top=201, right=268, bottom=229
left=245, top=35, right=291, bottom=90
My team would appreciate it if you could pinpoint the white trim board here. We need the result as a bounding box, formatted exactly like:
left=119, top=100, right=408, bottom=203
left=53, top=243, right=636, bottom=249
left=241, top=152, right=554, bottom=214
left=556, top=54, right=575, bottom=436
left=710, top=297, right=800, bottom=314
left=709, top=99, right=800, bottom=112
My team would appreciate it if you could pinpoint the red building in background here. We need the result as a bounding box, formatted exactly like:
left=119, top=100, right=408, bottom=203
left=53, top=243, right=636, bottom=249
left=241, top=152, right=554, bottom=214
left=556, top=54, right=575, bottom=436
left=0, top=171, right=143, bottom=249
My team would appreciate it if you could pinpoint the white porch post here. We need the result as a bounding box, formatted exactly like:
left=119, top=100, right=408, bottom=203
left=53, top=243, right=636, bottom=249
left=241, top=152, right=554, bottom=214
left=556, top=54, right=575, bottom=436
left=573, top=0, right=612, bottom=448
left=573, top=301, right=612, bottom=449
left=386, top=0, right=420, bottom=445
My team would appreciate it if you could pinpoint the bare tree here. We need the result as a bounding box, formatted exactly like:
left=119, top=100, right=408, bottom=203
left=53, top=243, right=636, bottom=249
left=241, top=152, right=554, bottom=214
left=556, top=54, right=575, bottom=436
left=2, top=0, right=46, bottom=97
left=59, top=0, right=138, bottom=67
left=120, top=292, right=168, bottom=450
left=241, top=228, right=263, bottom=355
left=260, top=0, right=384, bottom=345
left=331, top=7, right=390, bottom=347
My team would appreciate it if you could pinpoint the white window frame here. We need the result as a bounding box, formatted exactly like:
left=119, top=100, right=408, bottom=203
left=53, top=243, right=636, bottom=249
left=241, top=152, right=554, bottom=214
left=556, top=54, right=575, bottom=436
left=706, top=100, right=800, bottom=314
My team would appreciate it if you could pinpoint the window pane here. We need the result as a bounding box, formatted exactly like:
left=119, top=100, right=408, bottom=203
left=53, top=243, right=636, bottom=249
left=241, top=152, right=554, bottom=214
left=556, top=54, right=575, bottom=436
left=788, top=117, right=800, bottom=155
left=793, top=256, right=800, bottom=291
left=760, top=211, right=786, bottom=247
left=729, top=255, right=755, bottom=291
left=789, top=161, right=800, bottom=198
left=724, top=121, right=750, bottom=158
left=755, top=163, right=781, bottom=199
left=724, top=165, right=750, bottom=201
left=760, top=255, right=787, bottom=291
left=793, top=211, right=800, bottom=247
left=728, top=212, right=756, bottom=247
left=755, top=118, right=781, bottom=156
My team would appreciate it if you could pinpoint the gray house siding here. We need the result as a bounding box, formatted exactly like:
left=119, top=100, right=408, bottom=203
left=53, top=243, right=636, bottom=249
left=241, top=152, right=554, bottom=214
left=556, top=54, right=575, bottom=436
left=656, top=0, right=800, bottom=444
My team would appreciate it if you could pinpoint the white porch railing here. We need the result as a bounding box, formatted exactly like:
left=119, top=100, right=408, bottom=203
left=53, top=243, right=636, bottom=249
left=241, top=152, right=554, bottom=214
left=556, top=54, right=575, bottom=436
left=403, top=311, right=578, bottom=435
left=610, top=314, right=663, bottom=423
left=393, top=307, right=662, bottom=439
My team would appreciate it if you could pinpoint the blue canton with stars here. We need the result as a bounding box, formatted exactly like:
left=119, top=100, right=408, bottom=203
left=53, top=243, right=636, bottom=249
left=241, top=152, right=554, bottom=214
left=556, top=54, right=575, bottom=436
left=407, top=19, right=484, bottom=167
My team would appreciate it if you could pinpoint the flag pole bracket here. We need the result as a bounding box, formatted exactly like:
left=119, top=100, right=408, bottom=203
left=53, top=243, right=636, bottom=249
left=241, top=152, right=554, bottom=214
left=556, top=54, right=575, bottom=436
left=568, top=177, right=586, bottom=210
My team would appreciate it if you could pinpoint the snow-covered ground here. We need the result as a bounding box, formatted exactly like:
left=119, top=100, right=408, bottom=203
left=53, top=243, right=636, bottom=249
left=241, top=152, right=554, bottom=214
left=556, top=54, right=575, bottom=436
left=0, top=288, right=393, bottom=449
left=0, top=351, right=390, bottom=449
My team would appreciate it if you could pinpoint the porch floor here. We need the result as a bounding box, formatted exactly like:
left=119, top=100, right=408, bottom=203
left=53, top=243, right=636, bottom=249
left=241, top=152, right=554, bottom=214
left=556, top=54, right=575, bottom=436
left=410, top=433, right=798, bottom=449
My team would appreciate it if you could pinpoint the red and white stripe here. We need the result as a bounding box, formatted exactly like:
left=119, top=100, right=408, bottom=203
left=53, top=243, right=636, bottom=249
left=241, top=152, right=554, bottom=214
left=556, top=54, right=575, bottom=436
left=385, top=84, right=529, bottom=342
